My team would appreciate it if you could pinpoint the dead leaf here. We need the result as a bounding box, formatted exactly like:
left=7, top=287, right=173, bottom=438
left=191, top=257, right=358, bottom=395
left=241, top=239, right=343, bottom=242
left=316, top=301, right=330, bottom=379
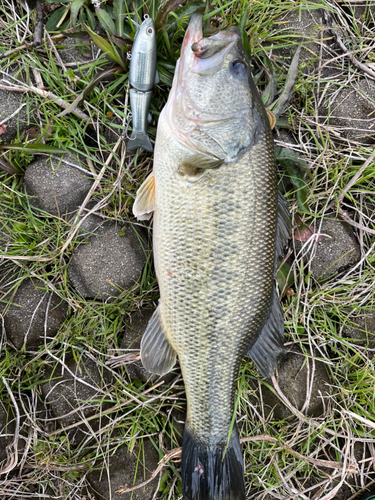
left=294, top=215, right=322, bottom=242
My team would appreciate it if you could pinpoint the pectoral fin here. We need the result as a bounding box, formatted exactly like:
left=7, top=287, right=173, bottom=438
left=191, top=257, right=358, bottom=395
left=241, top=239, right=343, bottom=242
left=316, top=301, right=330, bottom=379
left=133, top=172, right=155, bottom=221
left=178, top=154, right=224, bottom=177
left=141, top=305, right=177, bottom=375
left=247, top=287, right=285, bottom=378
left=266, top=109, right=277, bottom=130
left=154, top=69, right=160, bottom=86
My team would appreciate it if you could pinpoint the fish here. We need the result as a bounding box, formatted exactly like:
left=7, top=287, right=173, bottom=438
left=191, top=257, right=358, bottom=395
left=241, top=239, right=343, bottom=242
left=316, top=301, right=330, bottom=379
left=128, top=15, right=158, bottom=152
left=133, top=13, right=291, bottom=500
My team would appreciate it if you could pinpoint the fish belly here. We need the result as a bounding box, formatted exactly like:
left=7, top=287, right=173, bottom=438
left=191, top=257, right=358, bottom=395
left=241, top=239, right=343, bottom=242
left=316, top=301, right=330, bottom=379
left=153, top=119, right=278, bottom=443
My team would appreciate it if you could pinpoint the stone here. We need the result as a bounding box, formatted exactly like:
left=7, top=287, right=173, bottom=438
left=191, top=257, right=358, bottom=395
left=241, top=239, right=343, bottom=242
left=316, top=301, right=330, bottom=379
left=318, top=79, right=375, bottom=146
left=68, top=219, right=148, bottom=300
left=3, top=278, right=69, bottom=351
left=87, top=438, right=159, bottom=500
left=309, top=217, right=360, bottom=281
left=24, top=154, right=94, bottom=217
left=118, top=308, right=177, bottom=384
left=0, top=66, right=35, bottom=144
left=41, top=354, right=113, bottom=441
left=274, top=6, right=326, bottom=70
left=258, top=350, right=331, bottom=420
left=341, top=310, right=375, bottom=350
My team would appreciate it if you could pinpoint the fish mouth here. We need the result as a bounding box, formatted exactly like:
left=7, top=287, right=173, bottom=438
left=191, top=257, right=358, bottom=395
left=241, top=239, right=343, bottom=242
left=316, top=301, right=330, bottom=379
left=178, top=15, right=240, bottom=81
left=178, top=13, right=204, bottom=78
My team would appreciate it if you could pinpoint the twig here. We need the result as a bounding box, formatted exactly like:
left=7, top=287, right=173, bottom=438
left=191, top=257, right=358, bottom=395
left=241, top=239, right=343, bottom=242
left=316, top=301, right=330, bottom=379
left=33, top=0, right=44, bottom=48
left=0, top=103, right=27, bottom=126
left=32, top=68, right=44, bottom=90
left=0, top=43, right=31, bottom=59
left=338, top=208, right=375, bottom=236
left=0, top=81, right=91, bottom=121
left=31, top=86, right=90, bottom=121
left=0, top=72, right=90, bottom=121
left=332, top=30, right=375, bottom=80
left=347, top=481, right=375, bottom=500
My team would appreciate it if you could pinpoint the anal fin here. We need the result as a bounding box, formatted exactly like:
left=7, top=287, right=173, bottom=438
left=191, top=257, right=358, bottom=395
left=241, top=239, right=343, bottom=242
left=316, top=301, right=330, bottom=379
left=275, top=191, right=292, bottom=263
left=247, top=287, right=285, bottom=378
left=133, top=172, right=155, bottom=221
left=140, top=305, right=177, bottom=375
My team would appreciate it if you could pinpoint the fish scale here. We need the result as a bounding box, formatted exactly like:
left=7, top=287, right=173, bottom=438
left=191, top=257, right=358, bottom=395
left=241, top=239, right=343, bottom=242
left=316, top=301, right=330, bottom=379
left=154, top=125, right=277, bottom=440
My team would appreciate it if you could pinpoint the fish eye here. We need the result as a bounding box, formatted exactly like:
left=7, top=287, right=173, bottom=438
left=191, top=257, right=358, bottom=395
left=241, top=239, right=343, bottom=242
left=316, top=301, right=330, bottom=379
left=147, top=27, right=154, bottom=35
left=232, top=60, right=246, bottom=75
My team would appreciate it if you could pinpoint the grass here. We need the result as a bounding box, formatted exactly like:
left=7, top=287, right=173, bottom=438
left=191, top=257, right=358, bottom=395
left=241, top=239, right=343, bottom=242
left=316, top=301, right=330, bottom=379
left=0, top=0, right=375, bottom=498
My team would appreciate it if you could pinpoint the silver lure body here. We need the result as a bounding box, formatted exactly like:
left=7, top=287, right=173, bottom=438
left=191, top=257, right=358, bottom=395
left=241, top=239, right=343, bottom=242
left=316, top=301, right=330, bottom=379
left=128, top=16, right=157, bottom=152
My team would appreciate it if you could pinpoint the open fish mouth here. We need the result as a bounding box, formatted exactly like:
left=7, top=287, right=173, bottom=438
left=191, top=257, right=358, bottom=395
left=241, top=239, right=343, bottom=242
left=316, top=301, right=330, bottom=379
left=177, top=14, right=240, bottom=82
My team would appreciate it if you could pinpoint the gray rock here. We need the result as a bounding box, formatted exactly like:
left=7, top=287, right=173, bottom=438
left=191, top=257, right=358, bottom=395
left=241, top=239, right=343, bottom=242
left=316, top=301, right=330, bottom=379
left=258, top=350, right=330, bottom=420
left=341, top=310, right=375, bottom=350
left=41, top=354, right=113, bottom=440
left=309, top=218, right=360, bottom=281
left=24, top=154, right=94, bottom=217
left=318, top=79, right=375, bottom=145
left=0, top=67, right=35, bottom=143
left=274, top=6, right=326, bottom=69
left=3, top=278, right=69, bottom=350
left=118, top=308, right=177, bottom=384
left=87, top=438, right=159, bottom=500
left=68, top=220, right=147, bottom=300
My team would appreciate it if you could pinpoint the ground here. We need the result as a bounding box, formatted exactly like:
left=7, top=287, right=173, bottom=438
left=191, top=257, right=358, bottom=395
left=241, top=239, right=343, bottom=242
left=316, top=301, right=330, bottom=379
left=0, top=1, right=374, bottom=499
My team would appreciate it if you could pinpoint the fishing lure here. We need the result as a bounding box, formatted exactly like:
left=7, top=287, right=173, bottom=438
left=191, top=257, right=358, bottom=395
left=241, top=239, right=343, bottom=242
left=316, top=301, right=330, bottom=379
left=128, top=15, right=158, bottom=152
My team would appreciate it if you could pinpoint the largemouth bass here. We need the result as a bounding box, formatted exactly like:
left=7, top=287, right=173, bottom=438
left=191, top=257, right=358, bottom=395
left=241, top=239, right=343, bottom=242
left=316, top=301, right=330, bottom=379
left=128, top=15, right=158, bottom=152
left=133, top=14, right=290, bottom=500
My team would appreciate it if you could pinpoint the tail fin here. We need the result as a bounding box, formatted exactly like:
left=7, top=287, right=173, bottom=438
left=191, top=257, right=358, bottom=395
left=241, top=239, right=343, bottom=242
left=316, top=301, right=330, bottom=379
left=181, top=426, right=246, bottom=500
left=127, top=131, right=153, bottom=152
